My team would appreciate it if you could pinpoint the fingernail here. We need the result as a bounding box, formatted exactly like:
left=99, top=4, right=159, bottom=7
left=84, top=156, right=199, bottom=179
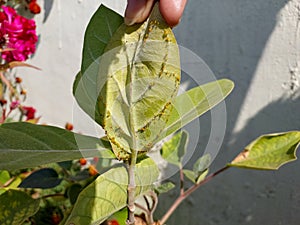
left=124, top=17, right=135, bottom=26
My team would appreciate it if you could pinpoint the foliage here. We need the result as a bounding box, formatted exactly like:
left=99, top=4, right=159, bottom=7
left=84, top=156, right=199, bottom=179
left=0, top=122, right=115, bottom=170
left=229, top=131, right=300, bottom=170
left=65, top=158, right=159, bottom=225
left=0, top=2, right=299, bottom=225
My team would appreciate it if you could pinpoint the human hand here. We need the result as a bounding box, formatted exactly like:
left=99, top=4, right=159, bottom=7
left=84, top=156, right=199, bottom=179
left=125, top=0, right=187, bottom=27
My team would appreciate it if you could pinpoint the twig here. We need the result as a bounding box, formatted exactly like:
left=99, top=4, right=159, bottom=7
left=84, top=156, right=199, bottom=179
left=135, top=202, right=150, bottom=214
left=135, top=191, right=158, bottom=225
left=0, top=72, right=15, bottom=95
left=148, top=191, right=158, bottom=224
left=1, top=177, right=15, bottom=187
left=159, top=165, right=230, bottom=225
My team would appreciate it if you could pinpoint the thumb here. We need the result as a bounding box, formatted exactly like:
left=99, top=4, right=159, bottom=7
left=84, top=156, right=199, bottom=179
left=159, top=0, right=187, bottom=27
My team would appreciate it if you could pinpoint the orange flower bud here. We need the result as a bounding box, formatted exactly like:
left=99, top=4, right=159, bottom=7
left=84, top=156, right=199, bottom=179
left=89, top=165, right=98, bottom=176
left=15, top=77, right=22, bottom=83
left=79, top=158, right=87, bottom=166
left=65, top=122, right=73, bottom=131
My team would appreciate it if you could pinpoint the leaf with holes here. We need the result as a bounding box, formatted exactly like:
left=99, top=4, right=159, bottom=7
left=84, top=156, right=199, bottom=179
left=229, top=131, right=300, bottom=170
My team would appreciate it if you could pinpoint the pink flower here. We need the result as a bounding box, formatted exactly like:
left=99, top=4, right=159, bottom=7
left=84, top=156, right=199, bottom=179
left=10, top=100, right=20, bottom=110
left=0, top=6, right=38, bottom=62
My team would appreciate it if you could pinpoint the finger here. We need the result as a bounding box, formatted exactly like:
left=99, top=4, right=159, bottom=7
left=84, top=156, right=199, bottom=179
left=159, top=0, right=187, bottom=27
left=125, top=0, right=155, bottom=26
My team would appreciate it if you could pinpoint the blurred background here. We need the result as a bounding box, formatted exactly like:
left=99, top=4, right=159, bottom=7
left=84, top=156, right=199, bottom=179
left=19, top=0, right=300, bottom=224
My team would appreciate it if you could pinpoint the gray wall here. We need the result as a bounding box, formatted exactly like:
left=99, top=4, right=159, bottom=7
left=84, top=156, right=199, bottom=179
left=20, top=0, right=300, bottom=224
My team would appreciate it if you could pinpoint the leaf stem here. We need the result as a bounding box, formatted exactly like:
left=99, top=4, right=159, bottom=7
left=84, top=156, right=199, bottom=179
left=159, top=165, right=230, bottom=225
left=127, top=150, right=138, bottom=225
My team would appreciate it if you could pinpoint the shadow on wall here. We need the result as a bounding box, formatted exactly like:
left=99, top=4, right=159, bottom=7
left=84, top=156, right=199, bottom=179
left=174, top=0, right=292, bottom=138
left=232, top=93, right=300, bottom=151
left=198, top=94, right=300, bottom=225
left=156, top=1, right=300, bottom=225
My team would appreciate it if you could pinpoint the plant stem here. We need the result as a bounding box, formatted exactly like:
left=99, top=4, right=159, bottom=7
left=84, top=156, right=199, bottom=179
left=127, top=150, right=138, bottom=225
left=0, top=72, right=15, bottom=95
left=159, top=165, right=230, bottom=225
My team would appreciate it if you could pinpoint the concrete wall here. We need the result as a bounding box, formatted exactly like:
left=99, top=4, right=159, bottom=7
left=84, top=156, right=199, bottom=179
left=20, top=0, right=300, bottom=224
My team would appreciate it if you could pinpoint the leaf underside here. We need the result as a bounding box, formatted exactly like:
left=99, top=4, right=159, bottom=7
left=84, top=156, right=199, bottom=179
left=73, top=5, right=234, bottom=161
left=97, top=4, right=181, bottom=160
left=65, top=158, right=159, bottom=225
left=229, top=131, right=300, bottom=170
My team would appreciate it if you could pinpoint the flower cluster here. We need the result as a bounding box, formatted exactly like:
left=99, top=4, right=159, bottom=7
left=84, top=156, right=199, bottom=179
left=0, top=2, right=40, bottom=124
left=0, top=77, right=38, bottom=123
left=0, top=5, right=38, bottom=62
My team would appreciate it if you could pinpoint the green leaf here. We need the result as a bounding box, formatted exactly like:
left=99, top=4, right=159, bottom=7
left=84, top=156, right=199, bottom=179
left=0, top=189, right=40, bottom=225
left=64, top=158, right=159, bottom=225
left=109, top=208, right=128, bottom=225
left=163, top=79, right=234, bottom=137
left=73, top=5, right=123, bottom=124
left=229, top=131, right=300, bottom=170
left=0, top=170, right=10, bottom=186
left=0, top=122, right=115, bottom=171
left=0, top=170, right=13, bottom=195
left=182, top=169, right=195, bottom=183
left=18, top=168, right=62, bottom=189
left=161, top=131, right=189, bottom=166
left=155, top=182, right=175, bottom=194
left=193, top=154, right=211, bottom=176
left=81, top=5, right=123, bottom=76
left=97, top=3, right=180, bottom=160
left=183, top=169, right=209, bottom=184
left=0, top=177, right=22, bottom=196
left=67, top=183, right=82, bottom=205
left=183, top=153, right=210, bottom=184
left=196, top=169, right=209, bottom=184
left=57, top=160, right=73, bottom=170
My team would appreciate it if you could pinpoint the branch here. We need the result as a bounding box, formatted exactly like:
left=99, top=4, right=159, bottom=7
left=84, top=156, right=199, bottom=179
left=159, top=165, right=230, bottom=225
